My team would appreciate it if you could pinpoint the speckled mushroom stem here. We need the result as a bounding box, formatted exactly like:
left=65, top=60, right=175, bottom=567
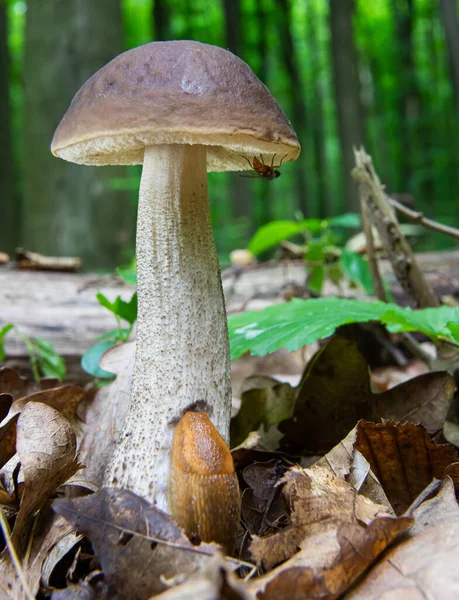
left=104, top=144, right=232, bottom=510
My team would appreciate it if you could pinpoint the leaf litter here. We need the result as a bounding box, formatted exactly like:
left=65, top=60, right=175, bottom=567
left=1, top=326, right=459, bottom=598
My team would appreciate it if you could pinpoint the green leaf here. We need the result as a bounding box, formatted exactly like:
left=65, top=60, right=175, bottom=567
left=81, top=340, right=117, bottom=380
left=116, top=267, right=137, bottom=285
left=33, top=337, right=66, bottom=381
left=248, top=221, right=305, bottom=255
left=247, top=219, right=325, bottom=255
left=0, top=323, right=14, bottom=362
left=96, top=292, right=138, bottom=325
left=384, top=305, right=459, bottom=339
left=228, top=298, right=459, bottom=360
left=339, top=250, right=374, bottom=294
left=308, top=267, right=325, bottom=295
left=329, top=213, right=361, bottom=228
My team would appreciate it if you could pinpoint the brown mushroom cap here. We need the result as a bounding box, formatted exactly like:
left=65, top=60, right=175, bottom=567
left=51, top=40, right=300, bottom=171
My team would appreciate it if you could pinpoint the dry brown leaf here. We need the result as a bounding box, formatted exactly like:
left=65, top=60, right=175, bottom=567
left=11, top=402, right=81, bottom=553
left=0, top=394, right=13, bottom=423
left=152, top=554, right=253, bottom=600
left=317, top=427, right=394, bottom=512
left=0, top=513, right=75, bottom=600
left=248, top=466, right=412, bottom=600
left=346, top=477, right=459, bottom=599
left=278, top=338, right=454, bottom=453
left=356, top=420, right=457, bottom=514
left=0, top=414, right=18, bottom=470
left=0, top=367, right=59, bottom=401
left=53, top=487, right=220, bottom=600
left=241, top=460, right=289, bottom=538
left=11, top=384, right=86, bottom=425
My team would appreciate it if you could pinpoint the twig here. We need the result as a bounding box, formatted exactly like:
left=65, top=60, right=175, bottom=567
left=359, top=185, right=387, bottom=302
left=390, top=197, right=459, bottom=241
left=352, top=148, right=439, bottom=309
left=0, top=507, right=35, bottom=600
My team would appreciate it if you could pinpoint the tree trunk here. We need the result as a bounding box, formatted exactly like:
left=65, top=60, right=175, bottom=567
left=329, top=0, right=365, bottom=212
left=306, top=1, right=330, bottom=217
left=274, top=0, right=309, bottom=215
left=23, top=0, right=134, bottom=269
left=0, top=3, right=15, bottom=253
left=221, top=0, right=252, bottom=226
left=153, top=0, right=170, bottom=40
left=255, top=0, right=273, bottom=223
left=391, top=0, right=419, bottom=191
left=440, top=0, right=459, bottom=115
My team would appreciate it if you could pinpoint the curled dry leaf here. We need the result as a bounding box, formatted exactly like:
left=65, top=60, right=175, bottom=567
left=270, top=337, right=455, bottom=453
left=53, top=487, right=220, bottom=600
left=355, top=420, right=457, bottom=514
left=248, top=466, right=412, bottom=600
left=347, top=477, right=459, bottom=599
left=11, top=401, right=81, bottom=553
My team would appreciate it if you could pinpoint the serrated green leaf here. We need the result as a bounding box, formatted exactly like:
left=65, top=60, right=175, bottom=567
left=228, top=298, right=459, bottom=360
left=340, top=250, right=374, bottom=294
left=0, top=323, right=14, bottom=362
left=81, top=340, right=117, bottom=380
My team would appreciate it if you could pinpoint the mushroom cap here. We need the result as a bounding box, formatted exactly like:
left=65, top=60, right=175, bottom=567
left=51, top=40, right=300, bottom=171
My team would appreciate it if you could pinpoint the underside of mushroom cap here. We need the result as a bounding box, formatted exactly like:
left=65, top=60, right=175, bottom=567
left=51, top=40, right=300, bottom=171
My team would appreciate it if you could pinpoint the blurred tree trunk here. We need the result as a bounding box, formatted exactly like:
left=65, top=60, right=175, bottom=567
left=307, top=2, right=330, bottom=218
left=153, top=0, right=170, bottom=40
left=274, top=0, right=309, bottom=215
left=391, top=0, right=419, bottom=192
left=440, top=0, right=459, bottom=114
left=0, top=3, right=15, bottom=253
left=222, top=0, right=252, bottom=226
left=329, top=0, right=364, bottom=212
left=255, top=0, right=273, bottom=223
left=23, top=0, right=134, bottom=269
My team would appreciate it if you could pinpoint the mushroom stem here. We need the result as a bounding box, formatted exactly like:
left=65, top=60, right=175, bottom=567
left=104, top=144, right=231, bottom=510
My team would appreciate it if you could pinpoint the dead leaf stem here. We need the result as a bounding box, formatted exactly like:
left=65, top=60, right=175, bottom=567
left=0, top=507, right=34, bottom=600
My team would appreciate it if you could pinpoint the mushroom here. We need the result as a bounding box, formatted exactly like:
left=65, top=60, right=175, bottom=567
left=51, top=41, right=300, bottom=512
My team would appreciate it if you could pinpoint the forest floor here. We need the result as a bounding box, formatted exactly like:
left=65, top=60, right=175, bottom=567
left=1, top=248, right=459, bottom=599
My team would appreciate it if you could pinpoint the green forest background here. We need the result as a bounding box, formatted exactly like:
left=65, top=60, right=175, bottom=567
left=2, top=0, right=459, bottom=269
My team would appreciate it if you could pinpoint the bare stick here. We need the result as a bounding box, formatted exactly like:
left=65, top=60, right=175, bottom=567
left=359, top=186, right=387, bottom=301
left=352, top=148, right=439, bottom=308
left=390, top=197, right=459, bottom=241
